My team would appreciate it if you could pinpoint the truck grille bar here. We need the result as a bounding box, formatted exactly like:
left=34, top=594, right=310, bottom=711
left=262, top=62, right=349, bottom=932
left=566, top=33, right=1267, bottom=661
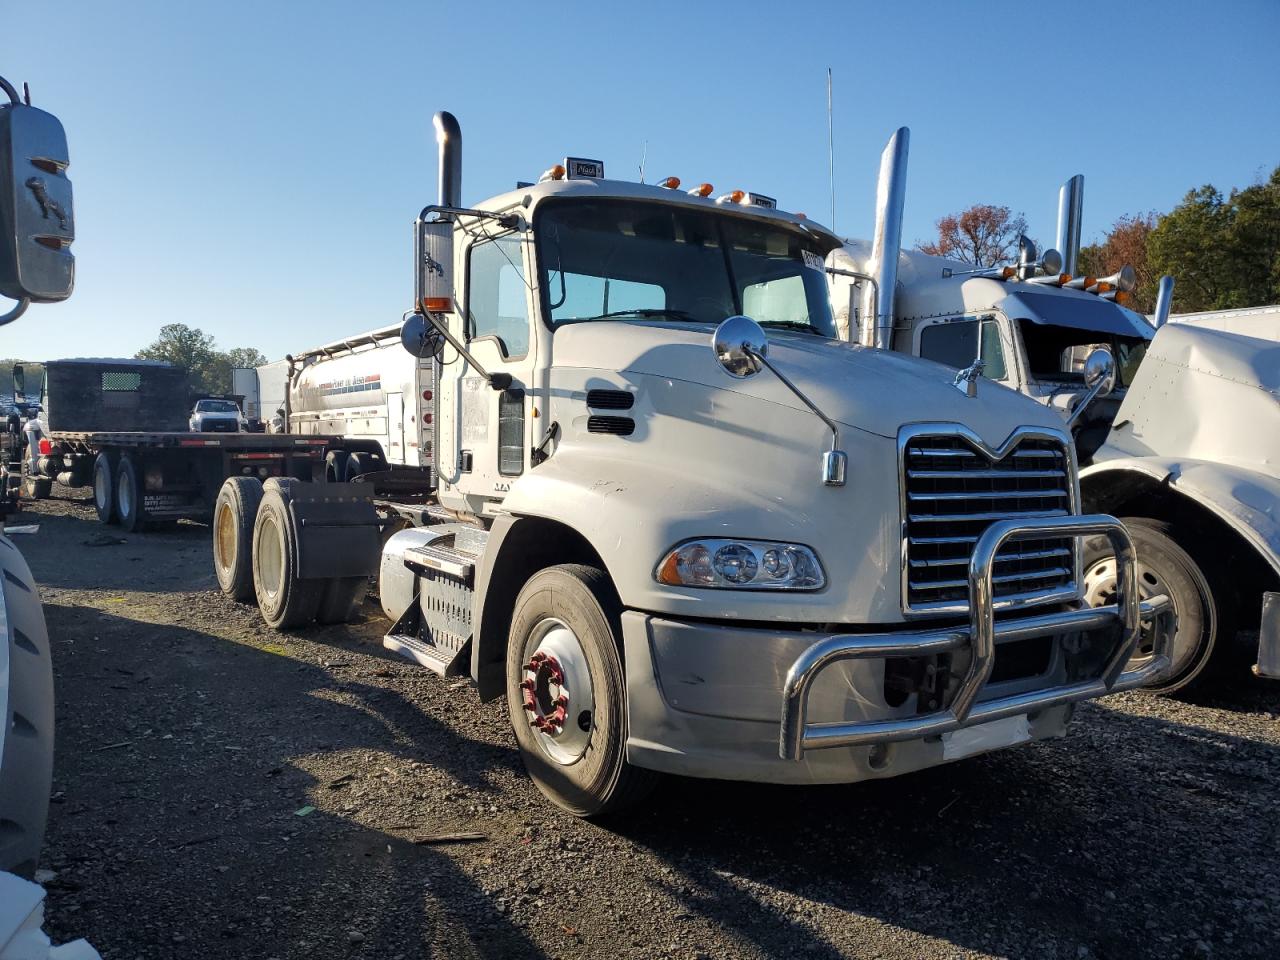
left=900, top=428, right=1079, bottom=613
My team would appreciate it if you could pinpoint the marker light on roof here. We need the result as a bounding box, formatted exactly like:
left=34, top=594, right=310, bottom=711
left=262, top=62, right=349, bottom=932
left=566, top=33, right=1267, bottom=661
left=659, top=176, right=681, bottom=190
left=717, top=190, right=746, bottom=205
left=1114, top=291, right=1131, bottom=305
left=539, top=164, right=566, bottom=183
left=688, top=183, right=714, bottom=197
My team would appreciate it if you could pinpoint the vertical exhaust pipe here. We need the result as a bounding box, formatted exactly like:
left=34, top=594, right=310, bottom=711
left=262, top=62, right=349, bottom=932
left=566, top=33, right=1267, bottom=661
left=861, top=127, right=909, bottom=349
left=434, top=111, right=462, bottom=208
left=1152, top=275, right=1175, bottom=328
left=1055, top=174, right=1084, bottom=277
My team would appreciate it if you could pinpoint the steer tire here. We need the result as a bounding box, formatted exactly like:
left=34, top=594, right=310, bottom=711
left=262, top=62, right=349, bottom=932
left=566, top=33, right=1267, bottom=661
left=213, top=477, right=263, bottom=602
left=93, top=453, right=117, bottom=524
left=316, top=576, right=369, bottom=624
left=1082, top=518, right=1217, bottom=694
left=0, top=535, right=55, bottom=879
left=252, top=488, right=322, bottom=630
left=115, top=455, right=148, bottom=532
left=506, top=563, right=659, bottom=819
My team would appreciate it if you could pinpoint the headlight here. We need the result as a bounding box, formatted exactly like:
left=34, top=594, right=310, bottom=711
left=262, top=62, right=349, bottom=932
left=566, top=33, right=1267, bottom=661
left=655, top=538, right=825, bottom=591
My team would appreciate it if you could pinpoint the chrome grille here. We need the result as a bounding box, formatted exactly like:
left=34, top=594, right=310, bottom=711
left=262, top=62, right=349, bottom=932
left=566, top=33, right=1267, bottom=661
left=902, top=432, right=1077, bottom=611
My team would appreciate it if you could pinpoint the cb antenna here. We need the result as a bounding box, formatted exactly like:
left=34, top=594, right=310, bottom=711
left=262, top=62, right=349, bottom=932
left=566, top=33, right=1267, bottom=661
left=639, top=140, right=648, bottom=184
left=827, top=67, right=836, bottom=232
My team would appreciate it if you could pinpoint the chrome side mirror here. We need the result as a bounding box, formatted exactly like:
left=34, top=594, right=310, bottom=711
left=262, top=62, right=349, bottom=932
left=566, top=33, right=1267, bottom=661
left=1067, top=346, right=1116, bottom=428
left=1040, top=247, right=1063, bottom=276
left=712, top=314, right=769, bottom=379
left=400, top=312, right=443, bottom=360
left=1083, top=347, right=1116, bottom=396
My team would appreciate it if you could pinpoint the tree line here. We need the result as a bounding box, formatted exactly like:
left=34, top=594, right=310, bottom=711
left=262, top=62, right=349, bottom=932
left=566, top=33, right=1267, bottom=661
left=917, top=165, right=1280, bottom=315
left=135, top=323, right=268, bottom=396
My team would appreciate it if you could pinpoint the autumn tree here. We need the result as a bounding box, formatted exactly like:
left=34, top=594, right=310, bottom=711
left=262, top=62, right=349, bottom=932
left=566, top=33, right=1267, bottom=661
left=1077, top=213, right=1159, bottom=313
left=136, top=324, right=269, bottom=395
left=917, top=205, right=1030, bottom=266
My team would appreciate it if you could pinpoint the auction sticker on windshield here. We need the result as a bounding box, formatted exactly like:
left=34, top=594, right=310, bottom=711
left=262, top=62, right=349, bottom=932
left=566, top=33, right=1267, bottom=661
left=941, top=714, right=1031, bottom=761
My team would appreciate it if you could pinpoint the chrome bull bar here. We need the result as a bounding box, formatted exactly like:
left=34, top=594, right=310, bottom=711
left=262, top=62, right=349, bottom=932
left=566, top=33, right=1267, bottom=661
left=780, top=515, right=1172, bottom=761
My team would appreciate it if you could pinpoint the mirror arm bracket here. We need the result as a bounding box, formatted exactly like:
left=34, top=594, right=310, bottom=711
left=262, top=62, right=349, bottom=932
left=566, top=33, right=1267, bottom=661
left=1066, top=376, right=1110, bottom=429
left=415, top=307, right=508, bottom=390
left=418, top=204, right=519, bottom=231
left=746, top=347, right=847, bottom=486
left=0, top=297, right=30, bottom=328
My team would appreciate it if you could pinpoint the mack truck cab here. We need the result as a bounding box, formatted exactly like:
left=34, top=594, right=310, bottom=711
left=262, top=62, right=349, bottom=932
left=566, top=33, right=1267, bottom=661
left=226, top=113, right=1172, bottom=817
left=829, top=171, right=1279, bottom=695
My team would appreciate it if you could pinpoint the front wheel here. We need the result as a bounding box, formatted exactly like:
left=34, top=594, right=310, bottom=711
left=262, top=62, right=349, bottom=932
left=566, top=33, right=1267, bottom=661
left=1082, top=518, right=1217, bottom=693
left=506, top=564, right=658, bottom=818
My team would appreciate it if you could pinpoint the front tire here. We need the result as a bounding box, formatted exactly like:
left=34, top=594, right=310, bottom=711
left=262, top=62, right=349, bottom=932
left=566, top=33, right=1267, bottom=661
left=1083, top=518, right=1217, bottom=693
left=0, top=536, right=54, bottom=878
left=506, top=564, right=658, bottom=818
left=213, top=477, right=263, bottom=602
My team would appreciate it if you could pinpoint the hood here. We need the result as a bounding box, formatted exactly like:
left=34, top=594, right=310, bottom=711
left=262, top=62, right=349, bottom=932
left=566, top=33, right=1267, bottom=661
left=551, top=320, right=1066, bottom=444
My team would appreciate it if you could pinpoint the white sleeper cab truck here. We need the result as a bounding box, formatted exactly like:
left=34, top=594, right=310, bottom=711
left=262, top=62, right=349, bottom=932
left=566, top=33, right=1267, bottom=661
left=830, top=164, right=1279, bottom=693
left=215, top=112, right=1173, bottom=817
left=278, top=324, right=435, bottom=488
left=0, top=71, right=74, bottom=877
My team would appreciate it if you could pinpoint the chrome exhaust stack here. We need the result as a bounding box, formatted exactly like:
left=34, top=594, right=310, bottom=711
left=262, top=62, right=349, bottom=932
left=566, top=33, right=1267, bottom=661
left=1055, top=174, right=1084, bottom=277
left=1152, top=275, right=1175, bottom=328
left=860, top=127, right=909, bottom=350
left=434, top=111, right=462, bottom=208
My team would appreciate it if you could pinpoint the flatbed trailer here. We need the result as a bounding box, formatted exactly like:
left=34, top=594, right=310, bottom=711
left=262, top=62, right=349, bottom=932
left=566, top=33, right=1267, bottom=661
left=45, top=429, right=340, bottom=530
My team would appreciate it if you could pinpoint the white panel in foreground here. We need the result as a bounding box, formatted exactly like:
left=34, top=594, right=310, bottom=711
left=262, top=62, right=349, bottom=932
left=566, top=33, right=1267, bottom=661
left=942, top=714, right=1031, bottom=762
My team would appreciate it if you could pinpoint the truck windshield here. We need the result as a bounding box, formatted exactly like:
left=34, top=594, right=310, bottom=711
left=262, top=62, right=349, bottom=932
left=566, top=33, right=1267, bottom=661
left=197, top=400, right=239, bottom=412
left=1018, top=320, right=1149, bottom=388
left=535, top=198, right=837, bottom=338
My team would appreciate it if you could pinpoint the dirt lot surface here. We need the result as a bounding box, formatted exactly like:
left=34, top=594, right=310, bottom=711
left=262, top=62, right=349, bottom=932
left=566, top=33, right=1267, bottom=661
left=9, top=492, right=1280, bottom=959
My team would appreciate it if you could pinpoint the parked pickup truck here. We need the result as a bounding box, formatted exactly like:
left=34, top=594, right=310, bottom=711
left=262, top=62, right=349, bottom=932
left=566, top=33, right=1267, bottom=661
left=189, top=397, right=246, bottom=433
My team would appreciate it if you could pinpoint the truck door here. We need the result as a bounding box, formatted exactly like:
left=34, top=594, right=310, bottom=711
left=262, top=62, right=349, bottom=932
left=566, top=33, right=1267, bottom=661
left=436, top=229, right=535, bottom=513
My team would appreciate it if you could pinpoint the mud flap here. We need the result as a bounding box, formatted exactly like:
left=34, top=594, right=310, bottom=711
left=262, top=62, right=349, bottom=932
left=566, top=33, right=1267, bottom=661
left=1253, top=592, right=1280, bottom=680
left=286, top=482, right=381, bottom=580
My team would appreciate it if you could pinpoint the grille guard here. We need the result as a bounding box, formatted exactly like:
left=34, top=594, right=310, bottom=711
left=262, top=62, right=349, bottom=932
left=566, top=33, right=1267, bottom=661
left=780, top=514, right=1172, bottom=761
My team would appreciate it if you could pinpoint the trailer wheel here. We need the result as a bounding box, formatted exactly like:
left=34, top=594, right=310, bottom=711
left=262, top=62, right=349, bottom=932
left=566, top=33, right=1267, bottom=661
left=213, top=477, right=263, bottom=602
left=1082, top=518, right=1217, bottom=693
left=0, top=535, right=55, bottom=879
left=252, top=488, right=322, bottom=629
left=115, top=455, right=147, bottom=532
left=93, top=453, right=117, bottom=524
left=506, top=564, right=659, bottom=818
left=316, top=577, right=369, bottom=624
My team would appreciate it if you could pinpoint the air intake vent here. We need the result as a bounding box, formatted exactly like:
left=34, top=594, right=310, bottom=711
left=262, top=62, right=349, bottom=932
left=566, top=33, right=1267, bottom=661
left=586, top=389, right=634, bottom=410
left=587, top=416, right=635, bottom=436
left=902, top=433, right=1076, bottom=612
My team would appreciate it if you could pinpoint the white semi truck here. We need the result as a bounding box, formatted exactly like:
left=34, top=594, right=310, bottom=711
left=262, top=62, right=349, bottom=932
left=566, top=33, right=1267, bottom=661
left=214, top=111, right=1173, bottom=817
left=829, top=158, right=1279, bottom=693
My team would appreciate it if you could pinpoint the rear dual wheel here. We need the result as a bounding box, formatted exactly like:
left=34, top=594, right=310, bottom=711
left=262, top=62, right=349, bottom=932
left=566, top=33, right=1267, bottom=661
left=214, top=477, right=263, bottom=602
left=93, top=453, right=117, bottom=524
left=252, top=484, right=323, bottom=630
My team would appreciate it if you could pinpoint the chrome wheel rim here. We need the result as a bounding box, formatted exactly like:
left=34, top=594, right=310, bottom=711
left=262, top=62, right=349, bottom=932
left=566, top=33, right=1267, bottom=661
left=1082, top=554, right=1196, bottom=678
left=257, top=514, right=283, bottom=601
left=520, top=617, right=594, bottom=766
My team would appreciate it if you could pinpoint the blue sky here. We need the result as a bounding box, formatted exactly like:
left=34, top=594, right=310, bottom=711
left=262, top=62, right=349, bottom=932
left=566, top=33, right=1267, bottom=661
left=4, top=0, right=1278, bottom=362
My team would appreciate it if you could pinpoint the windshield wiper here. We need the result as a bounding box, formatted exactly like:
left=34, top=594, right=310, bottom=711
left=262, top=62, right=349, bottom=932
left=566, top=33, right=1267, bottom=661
left=584, top=308, right=696, bottom=321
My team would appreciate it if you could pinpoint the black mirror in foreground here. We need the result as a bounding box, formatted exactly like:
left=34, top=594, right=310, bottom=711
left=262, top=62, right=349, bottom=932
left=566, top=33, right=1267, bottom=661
left=0, top=74, right=75, bottom=325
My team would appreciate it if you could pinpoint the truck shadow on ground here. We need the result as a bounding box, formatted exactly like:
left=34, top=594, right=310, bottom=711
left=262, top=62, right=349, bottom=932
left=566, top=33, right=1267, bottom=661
left=41, top=602, right=549, bottom=960
left=614, top=697, right=1279, bottom=959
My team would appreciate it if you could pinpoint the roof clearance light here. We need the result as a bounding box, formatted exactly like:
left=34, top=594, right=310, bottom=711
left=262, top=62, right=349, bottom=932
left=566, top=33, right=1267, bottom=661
left=659, top=176, right=681, bottom=190
left=1093, top=281, right=1113, bottom=294
left=1000, top=266, right=1016, bottom=279
left=563, top=157, right=605, bottom=180
left=1115, top=291, right=1131, bottom=305
left=794, top=212, right=807, bottom=220
left=688, top=183, right=714, bottom=197
left=717, top=189, right=746, bottom=205
left=539, top=164, right=566, bottom=183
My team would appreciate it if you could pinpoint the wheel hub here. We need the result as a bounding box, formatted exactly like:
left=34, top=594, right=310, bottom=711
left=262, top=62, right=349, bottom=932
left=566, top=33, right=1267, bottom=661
left=1082, top=554, right=1184, bottom=671
left=520, top=618, right=594, bottom=765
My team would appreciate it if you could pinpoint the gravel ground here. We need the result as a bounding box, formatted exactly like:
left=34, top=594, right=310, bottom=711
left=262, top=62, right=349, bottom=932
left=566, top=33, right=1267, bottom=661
left=8, top=492, right=1280, bottom=959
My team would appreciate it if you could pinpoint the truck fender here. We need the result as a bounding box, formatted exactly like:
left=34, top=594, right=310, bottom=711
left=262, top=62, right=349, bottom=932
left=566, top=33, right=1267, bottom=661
left=1080, top=457, right=1280, bottom=580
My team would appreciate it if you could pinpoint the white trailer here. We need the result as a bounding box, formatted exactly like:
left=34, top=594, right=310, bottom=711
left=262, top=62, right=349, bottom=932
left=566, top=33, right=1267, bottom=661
left=232, top=360, right=288, bottom=427
left=827, top=156, right=1279, bottom=692
left=211, top=110, right=1171, bottom=818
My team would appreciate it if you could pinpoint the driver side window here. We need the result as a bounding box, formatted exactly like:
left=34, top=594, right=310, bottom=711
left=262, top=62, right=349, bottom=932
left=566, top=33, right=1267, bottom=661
left=468, top=237, right=530, bottom=359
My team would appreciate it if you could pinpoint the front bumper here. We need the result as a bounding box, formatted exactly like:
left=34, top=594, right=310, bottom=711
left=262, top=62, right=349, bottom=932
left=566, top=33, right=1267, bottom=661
left=623, top=515, right=1172, bottom=784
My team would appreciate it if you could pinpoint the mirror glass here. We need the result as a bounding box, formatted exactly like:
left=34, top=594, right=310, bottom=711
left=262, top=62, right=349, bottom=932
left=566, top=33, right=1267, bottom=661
left=12, top=363, right=24, bottom=399
left=1083, top=347, right=1116, bottom=396
left=1041, top=248, right=1063, bottom=275
left=712, top=315, right=768, bottom=379
left=0, top=102, right=74, bottom=303
left=400, top=313, right=447, bottom=360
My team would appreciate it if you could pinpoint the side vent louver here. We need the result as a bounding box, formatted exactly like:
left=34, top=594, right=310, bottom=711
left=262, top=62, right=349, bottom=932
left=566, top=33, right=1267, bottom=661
left=586, top=389, right=634, bottom=410
left=587, top=416, right=635, bottom=436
